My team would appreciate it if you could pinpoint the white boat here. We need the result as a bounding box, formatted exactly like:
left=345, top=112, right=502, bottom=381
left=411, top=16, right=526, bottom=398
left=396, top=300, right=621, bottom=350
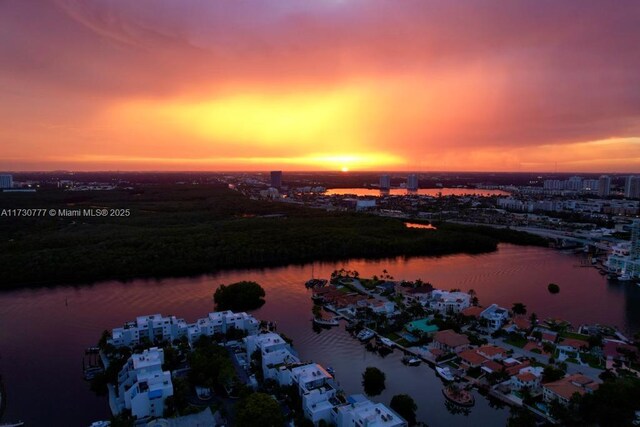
left=313, top=317, right=339, bottom=327
left=357, top=329, right=375, bottom=342
left=618, top=273, right=632, bottom=281
left=378, top=337, right=395, bottom=348
left=436, top=366, right=455, bottom=382
left=0, top=423, right=25, bottom=427
left=402, top=356, right=421, bottom=366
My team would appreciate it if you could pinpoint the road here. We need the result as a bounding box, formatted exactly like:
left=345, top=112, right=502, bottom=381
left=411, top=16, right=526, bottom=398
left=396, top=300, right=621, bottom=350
left=487, top=336, right=605, bottom=379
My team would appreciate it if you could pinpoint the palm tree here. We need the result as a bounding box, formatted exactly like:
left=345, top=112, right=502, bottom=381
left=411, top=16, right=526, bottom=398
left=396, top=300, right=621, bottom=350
left=512, top=302, right=527, bottom=316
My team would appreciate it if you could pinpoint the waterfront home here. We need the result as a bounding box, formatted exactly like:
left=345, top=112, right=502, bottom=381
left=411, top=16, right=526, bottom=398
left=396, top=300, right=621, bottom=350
left=117, top=347, right=165, bottom=396
left=290, top=364, right=338, bottom=425
left=108, top=311, right=259, bottom=347
left=458, top=345, right=509, bottom=371
left=428, top=290, right=471, bottom=314
left=511, top=371, right=541, bottom=393
left=460, top=306, right=484, bottom=319
left=479, top=304, right=510, bottom=332
left=432, top=330, right=470, bottom=354
left=542, top=374, right=599, bottom=406
left=124, top=371, right=173, bottom=419
left=359, top=299, right=396, bottom=316
left=603, top=339, right=639, bottom=364
left=529, top=327, right=558, bottom=344
left=114, top=347, right=173, bottom=419
left=459, top=349, right=487, bottom=369
left=375, top=281, right=396, bottom=294
left=332, top=394, right=407, bottom=427
left=244, top=332, right=299, bottom=381
left=503, top=316, right=531, bottom=335
left=557, top=338, right=589, bottom=358
left=397, top=284, right=434, bottom=305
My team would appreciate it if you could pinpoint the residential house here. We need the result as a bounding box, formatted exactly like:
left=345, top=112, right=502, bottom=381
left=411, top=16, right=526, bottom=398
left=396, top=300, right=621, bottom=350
left=480, top=304, right=510, bottom=332
left=429, top=290, right=471, bottom=314
left=432, top=330, right=470, bottom=354
left=542, top=374, right=599, bottom=405
left=332, top=394, right=407, bottom=427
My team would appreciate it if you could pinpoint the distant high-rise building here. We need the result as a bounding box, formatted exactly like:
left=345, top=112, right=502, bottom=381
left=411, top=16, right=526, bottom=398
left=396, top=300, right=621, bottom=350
left=567, top=176, right=582, bottom=191
left=379, top=174, right=391, bottom=190
left=582, top=179, right=599, bottom=192
left=407, top=174, right=419, bottom=191
left=0, top=174, right=13, bottom=189
left=270, top=171, right=282, bottom=189
left=625, top=176, right=640, bottom=199
left=598, top=175, right=611, bottom=197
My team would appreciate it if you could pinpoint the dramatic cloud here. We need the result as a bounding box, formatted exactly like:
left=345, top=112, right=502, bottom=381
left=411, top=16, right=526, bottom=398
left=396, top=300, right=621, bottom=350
left=0, top=0, right=639, bottom=171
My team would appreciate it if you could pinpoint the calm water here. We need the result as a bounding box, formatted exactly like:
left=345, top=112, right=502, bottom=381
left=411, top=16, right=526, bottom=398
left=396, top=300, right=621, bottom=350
left=1, top=244, right=639, bottom=426
left=325, top=188, right=510, bottom=197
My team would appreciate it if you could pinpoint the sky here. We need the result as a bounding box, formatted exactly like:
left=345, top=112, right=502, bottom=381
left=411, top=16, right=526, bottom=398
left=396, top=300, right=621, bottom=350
left=1, top=0, right=640, bottom=172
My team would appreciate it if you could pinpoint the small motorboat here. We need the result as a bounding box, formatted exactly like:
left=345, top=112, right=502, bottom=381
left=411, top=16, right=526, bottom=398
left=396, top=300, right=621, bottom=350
left=402, top=356, right=421, bottom=366
left=436, top=366, right=456, bottom=382
left=306, top=278, right=328, bottom=288
left=313, top=317, right=339, bottom=327
left=357, top=329, right=375, bottom=342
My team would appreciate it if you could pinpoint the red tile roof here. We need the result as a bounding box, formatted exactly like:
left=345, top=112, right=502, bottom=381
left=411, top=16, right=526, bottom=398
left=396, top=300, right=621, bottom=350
left=461, top=306, right=484, bottom=318
left=434, top=330, right=470, bottom=348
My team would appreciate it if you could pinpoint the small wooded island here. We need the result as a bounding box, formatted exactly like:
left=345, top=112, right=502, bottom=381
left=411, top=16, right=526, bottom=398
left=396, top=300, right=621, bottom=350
left=213, top=281, right=266, bottom=311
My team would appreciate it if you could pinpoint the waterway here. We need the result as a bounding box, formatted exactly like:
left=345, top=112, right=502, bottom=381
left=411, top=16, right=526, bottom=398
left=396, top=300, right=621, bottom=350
left=325, top=188, right=510, bottom=197
left=1, top=244, right=639, bottom=426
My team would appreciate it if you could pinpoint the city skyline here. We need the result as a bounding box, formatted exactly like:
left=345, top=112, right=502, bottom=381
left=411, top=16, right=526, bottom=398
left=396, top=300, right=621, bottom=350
left=1, top=1, right=640, bottom=172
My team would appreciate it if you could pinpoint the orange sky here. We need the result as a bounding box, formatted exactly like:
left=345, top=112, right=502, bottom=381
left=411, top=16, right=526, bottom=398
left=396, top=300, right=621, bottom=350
left=1, top=0, right=639, bottom=172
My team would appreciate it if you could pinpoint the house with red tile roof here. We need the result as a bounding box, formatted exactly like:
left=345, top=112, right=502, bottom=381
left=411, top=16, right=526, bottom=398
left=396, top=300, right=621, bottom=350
left=459, top=349, right=486, bottom=369
left=461, top=306, right=484, bottom=318
left=477, top=345, right=509, bottom=361
left=432, top=330, right=470, bottom=354
left=542, top=374, right=599, bottom=405
left=557, top=338, right=589, bottom=358
left=511, top=371, right=541, bottom=392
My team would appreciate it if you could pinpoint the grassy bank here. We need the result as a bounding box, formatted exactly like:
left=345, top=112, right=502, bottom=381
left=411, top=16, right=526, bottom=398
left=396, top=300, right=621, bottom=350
left=0, top=186, right=543, bottom=288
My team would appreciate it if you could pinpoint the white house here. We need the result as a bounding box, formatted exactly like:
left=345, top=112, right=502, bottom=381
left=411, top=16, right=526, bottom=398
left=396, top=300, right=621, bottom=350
left=332, top=394, right=407, bottom=427
left=480, top=304, right=510, bottom=332
left=115, top=347, right=173, bottom=419
left=123, top=370, right=173, bottom=419
left=109, top=311, right=260, bottom=347
left=290, top=364, right=337, bottom=425
left=428, top=290, right=471, bottom=314
left=244, top=333, right=300, bottom=381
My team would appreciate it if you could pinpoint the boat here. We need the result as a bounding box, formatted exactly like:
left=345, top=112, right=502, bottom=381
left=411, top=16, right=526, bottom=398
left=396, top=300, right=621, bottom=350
left=326, top=367, right=335, bottom=376
left=305, top=278, right=328, bottom=288
left=313, top=317, right=339, bottom=327
left=378, top=337, right=395, bottom=348
left=357, top=329, right=375, bottom=342
left=402, top=356, right=421, bottom=366
left=0, top=423, right=25, bottom=427
left=89, top=422, right=111, bottom=427
left=435, top=366, right=456, bottom=382
left=618, top=273, right=632, bottom=282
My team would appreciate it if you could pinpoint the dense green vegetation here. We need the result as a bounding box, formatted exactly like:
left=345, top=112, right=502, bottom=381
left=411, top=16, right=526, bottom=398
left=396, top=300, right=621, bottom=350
left=213, top=281, right=266, bottom=311
left=362, top=366, right=386, bottom=396
left=390, top=394, right=418, bottom=425
left=0, top=185, right=546, bottom=288
left=188, top=336, right=237, bottom=389
left=235, top=392, right=284, bottom=427
left=551, top=376, right=640, bottom=427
